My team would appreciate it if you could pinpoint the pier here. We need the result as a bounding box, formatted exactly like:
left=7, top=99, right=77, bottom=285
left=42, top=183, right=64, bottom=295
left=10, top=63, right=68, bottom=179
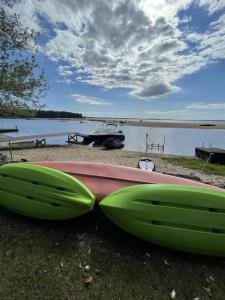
left=0, top=131, right=89, bottom=147
left=0, top=127, right=18, bottom=133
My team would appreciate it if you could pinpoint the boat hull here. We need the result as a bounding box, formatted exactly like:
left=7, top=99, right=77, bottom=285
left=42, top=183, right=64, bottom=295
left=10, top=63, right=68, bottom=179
left=0, top=163, right=95, bottom=219
left=103, top=138, right=124, bottom=149
left=87, top=133, right=125, bottom=145
left=100, top=184, right=225, bottom=256
left=26, top=161, right=223, bottom=201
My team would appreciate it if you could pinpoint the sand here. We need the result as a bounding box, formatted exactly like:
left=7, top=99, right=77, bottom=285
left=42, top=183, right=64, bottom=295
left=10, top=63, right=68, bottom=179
left=1, top=144, right=224, bottom=185
left=95, top=119, right=225, bottom=129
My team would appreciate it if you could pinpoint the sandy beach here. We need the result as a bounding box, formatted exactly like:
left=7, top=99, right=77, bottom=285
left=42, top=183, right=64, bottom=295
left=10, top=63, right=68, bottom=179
left=1, top=144, right=224, bottom=184
left=94, top=118, right=225, bottom=129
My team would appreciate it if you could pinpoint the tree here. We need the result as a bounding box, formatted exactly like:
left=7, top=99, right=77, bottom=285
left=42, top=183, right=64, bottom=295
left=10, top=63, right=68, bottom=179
left=0, top=1, right=48, bottom=116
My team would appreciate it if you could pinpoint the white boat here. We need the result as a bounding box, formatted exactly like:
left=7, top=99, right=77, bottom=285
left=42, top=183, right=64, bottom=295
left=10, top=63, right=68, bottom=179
left=84, top=123, right=125, bottom=145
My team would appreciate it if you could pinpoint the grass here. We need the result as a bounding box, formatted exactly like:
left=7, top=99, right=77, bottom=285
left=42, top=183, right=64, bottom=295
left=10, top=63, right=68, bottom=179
left=162, top=156, right=225, bottom=176
left=1, top=207, right=225, bottom=299
left=0, top=155, right=225, bottom=299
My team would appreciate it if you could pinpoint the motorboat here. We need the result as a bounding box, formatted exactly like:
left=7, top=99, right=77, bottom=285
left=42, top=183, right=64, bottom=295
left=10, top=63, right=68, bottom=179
left=84, top=123, right=125, bottom=145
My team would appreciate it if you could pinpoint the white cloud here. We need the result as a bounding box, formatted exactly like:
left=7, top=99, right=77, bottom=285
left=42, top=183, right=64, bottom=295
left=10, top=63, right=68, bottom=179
left=71, top=94, right=111, bottom=106
left=187, top=102, right=225, bottom=110
left=11, top=0, right=225, bottom=99
left=145, top=109, right=188, bottom=115
left=180, top=15, right=192, bottom=24
left=197, top=0, right=225, bottom=15
left=57, top=66, right=73, bottom=76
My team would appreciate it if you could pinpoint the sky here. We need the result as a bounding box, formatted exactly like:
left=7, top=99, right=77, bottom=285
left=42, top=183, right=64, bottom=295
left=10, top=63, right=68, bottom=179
left=8, top=0, right=225, bottom=120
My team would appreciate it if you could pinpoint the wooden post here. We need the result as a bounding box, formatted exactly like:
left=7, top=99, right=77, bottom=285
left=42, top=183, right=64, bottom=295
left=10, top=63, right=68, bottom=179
left=8, top=141, right=13, bottom=161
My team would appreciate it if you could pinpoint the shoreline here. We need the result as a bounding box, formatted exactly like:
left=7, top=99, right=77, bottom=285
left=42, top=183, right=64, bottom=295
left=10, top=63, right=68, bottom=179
left=1, top=144, right=224, bottom=184
left=96, top=119, right=225, bottom=129
left=1, top=116, right=225, bottom=129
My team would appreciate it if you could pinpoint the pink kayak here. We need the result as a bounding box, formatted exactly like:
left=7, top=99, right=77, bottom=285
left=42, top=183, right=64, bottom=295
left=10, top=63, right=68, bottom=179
left=27, top=161, right=223, bottom=201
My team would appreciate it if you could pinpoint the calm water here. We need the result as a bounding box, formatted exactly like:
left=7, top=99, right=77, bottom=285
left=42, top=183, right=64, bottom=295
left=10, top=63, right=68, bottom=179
left=1, top=118, right=225, bottom=156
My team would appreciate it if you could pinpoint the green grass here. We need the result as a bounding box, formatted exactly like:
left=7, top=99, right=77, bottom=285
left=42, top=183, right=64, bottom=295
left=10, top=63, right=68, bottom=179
left=1, top=208, right=225, bottom=299
left=162, top=156, right=225, bottom=176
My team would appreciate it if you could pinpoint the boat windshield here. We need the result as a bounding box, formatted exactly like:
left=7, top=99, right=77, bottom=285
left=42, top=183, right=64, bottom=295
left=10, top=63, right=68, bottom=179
left=95, top=123, right=118, bottom=133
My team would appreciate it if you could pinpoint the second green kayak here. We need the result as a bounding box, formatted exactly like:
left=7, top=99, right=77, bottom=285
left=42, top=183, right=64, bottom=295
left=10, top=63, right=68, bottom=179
left=0, top=163, right=95, bottom=220
left=100, top=184, right=225, bottom=256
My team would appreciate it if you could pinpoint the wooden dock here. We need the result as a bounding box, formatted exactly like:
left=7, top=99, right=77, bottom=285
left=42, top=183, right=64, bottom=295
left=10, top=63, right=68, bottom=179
left=0, top=128, right=18, bottom=133
left=0, top=131, right=90, bottom=147
left=195, top=147, right=225, bottom=164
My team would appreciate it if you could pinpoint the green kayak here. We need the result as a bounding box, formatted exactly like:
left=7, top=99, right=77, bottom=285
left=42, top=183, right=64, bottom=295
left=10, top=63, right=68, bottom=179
left=0, top=163, right=95, bottom=220
left=100, top=184, right=225, bottom=256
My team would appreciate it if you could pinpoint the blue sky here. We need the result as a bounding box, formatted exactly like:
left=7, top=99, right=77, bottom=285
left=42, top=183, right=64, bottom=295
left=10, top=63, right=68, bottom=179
left=9, top=0, right=225, bottom=120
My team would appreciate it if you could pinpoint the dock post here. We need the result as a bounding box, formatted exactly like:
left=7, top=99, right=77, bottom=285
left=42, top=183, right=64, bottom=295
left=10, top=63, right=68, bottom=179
left=8, top=142, right=13, bottom=162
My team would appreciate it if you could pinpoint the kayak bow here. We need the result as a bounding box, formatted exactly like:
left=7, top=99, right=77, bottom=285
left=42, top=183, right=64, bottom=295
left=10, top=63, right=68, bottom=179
left=0, top=163, right=95, bottom=220
left=100, top=184, right=225, bottom=256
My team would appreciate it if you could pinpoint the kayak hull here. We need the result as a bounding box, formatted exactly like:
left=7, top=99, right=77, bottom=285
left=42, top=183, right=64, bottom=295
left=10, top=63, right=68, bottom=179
left=0, top=163, right=95, bottom=220
left=27, top=161, right=223, bottom=201
left=100, top=184, right=225, bottom=256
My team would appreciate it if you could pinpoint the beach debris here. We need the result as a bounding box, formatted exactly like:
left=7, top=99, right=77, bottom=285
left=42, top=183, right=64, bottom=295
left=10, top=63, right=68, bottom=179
left=193, top=297, right=200, bottom=300
left=203, top=286, right=211, bottom=297
left=84, top=276, right=94, bottom=285
left=170, top=289, right=176, bottom=299
left=79, top=262, right=83, bottom=269
left=84, top=265, right=90, bottom=272
left=60, top=258, right=64, bottom=268
left=164, top=259, right=170, bottom=267
left=145, top=252, right=151, bottom=259
left=209, top=275, right=215, bottom=282
left=87, top=248, right=92, bottom=255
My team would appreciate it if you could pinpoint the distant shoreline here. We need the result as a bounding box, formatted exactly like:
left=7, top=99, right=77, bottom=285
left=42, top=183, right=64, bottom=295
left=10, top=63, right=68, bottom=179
left=1, top=116, right=225, bottom=129
left=96, top=119, right=225, bottom=129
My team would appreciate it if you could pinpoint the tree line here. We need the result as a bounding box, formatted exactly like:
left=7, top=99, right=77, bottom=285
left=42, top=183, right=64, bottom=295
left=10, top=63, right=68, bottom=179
left=0, top=109, right=83, bottom=119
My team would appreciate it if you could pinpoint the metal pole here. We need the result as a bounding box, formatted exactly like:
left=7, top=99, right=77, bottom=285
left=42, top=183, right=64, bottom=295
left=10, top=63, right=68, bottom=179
left=8, top=141, right=13, bottom=162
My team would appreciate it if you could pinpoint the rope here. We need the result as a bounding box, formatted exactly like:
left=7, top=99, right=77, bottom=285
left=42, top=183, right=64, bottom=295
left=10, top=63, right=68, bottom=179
left=200, top=152, right=214, bottom=172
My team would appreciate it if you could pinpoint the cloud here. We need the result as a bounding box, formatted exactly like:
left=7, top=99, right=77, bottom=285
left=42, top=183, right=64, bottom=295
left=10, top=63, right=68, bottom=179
left=187, top=102, right=225, bottom=110
left=197, top=0, right=225, bottom=15
left=57, top=65, right=73, bottom=76
left=71, top=94, right=111, bottom=106
left=132, top=81, right=180, bottom=99
left=11, top=0, right=225, bottom=99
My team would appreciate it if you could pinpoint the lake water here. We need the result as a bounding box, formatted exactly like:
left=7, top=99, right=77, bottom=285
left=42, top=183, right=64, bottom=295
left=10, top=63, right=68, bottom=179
left=1, top=118, right=225, bottom=156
